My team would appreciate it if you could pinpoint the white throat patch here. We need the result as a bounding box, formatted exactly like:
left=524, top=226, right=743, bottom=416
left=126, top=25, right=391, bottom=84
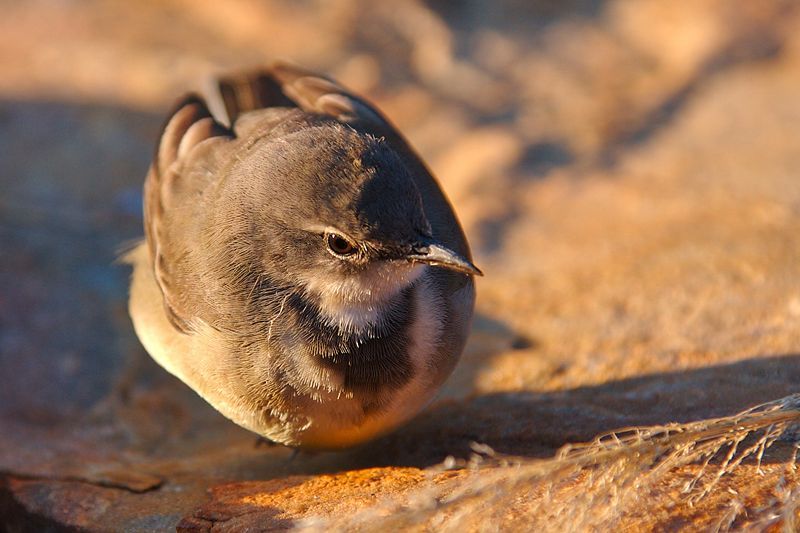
left=304, top=262, right=426, bottom=333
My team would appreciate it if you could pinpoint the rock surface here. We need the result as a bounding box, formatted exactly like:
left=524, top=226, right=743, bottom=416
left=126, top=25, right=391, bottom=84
left=1, top=0, right=800, bottom=530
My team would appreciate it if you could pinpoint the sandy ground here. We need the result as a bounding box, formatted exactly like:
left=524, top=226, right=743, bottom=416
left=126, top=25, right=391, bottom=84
left=1, top=0, right=800, bottom=530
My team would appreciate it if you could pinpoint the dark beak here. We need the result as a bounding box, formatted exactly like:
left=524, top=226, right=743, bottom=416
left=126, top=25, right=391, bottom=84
left=406, top=241, right=483, bottom=276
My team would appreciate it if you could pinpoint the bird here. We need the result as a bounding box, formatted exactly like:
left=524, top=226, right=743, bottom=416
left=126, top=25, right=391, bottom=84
left=125, top=62, right=480, bottom=450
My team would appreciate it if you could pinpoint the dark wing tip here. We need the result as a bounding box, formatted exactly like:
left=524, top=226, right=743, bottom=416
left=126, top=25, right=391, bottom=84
left=204, top=61, right=390, bottom=132
left=154, top=94, right=231, bottom=174
left=208, top=67, right=296, bottom=127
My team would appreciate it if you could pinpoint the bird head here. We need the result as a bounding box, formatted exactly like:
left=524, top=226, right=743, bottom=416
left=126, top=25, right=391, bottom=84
left=215, top=117, right=480, bottom=316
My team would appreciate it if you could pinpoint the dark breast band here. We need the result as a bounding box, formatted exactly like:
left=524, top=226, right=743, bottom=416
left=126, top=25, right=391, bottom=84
left=282, top=287, right=417, bottom=395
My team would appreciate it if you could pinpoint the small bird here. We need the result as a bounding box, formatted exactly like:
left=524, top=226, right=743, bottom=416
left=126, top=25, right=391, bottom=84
left=126, top=62, right=480, bottom=450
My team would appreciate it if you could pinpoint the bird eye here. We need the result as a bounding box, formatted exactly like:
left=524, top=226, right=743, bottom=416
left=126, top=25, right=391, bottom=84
left=325, top=232, right=358, bottom=257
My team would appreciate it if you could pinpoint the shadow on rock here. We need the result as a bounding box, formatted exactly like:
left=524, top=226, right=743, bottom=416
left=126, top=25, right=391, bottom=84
left=340, top=353, right=800, bottom=468
left=0, top=99, right=159, bottom=420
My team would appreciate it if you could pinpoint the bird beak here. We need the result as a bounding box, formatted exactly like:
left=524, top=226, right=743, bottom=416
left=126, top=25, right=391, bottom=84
left=406, top=241, right=483, bottom=276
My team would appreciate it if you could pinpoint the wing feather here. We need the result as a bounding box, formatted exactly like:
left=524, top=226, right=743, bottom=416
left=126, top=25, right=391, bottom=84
left=144, top=96, right=231, bottom=332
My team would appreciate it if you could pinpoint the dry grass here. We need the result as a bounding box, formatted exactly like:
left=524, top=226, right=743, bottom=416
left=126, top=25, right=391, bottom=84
left=299, top=395, right=800, bottom=531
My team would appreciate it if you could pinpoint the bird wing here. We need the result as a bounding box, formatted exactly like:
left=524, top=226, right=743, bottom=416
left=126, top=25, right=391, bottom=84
left=144, top=96, right=234, bottom=333
left=208, top=61, right=473, bottom=260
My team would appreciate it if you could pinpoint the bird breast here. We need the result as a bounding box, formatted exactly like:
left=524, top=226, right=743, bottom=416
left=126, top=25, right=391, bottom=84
left=262, top=266, right=448, bottom=448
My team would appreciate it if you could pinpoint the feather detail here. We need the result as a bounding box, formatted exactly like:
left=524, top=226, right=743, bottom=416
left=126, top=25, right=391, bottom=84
left=144, top=96, right=231, bottom=333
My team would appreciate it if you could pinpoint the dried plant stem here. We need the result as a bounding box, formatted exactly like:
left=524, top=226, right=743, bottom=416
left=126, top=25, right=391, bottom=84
left=301, top=394, right=800, bottom=532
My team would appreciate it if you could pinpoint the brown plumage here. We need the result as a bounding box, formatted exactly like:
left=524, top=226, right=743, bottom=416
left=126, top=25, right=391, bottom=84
left=127, top=62, right=479, bottom=449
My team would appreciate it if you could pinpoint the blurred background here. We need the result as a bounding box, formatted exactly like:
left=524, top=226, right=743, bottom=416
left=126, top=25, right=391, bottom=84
left=1, top=0, right=800, bottom=529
